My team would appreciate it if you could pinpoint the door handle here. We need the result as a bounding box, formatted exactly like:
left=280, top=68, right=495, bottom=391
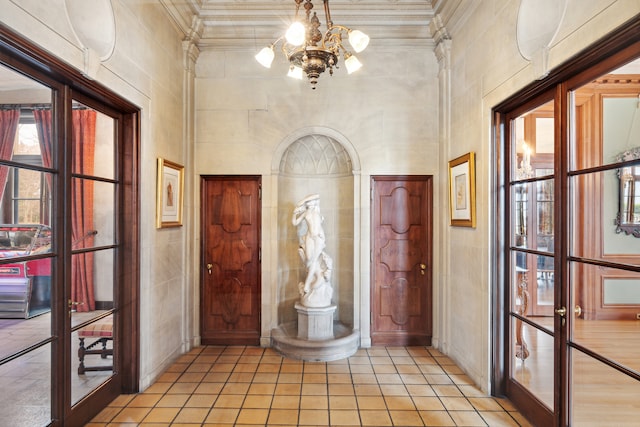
left=68, top=299, right=84, bottom=309
left=207, top=263, right=212, bottom=275
left=68, top=299, right=84, bottom=317
left=554, top=306, right=566, bottom=317
left=420, top=263, right=426, bottom=275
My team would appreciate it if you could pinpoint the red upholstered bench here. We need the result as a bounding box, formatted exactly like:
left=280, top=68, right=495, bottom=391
left=77, top=316, right=113, bottom=374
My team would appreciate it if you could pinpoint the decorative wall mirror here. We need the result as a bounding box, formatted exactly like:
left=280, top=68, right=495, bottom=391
left=615, top=147, right=640, bottom=237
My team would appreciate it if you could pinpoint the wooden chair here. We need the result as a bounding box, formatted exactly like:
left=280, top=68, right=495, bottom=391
left=77, top=316, right=113, bottom=374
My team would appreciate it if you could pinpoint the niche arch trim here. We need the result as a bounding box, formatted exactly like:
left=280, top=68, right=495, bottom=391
left=271, top=126, right=362, bottom=175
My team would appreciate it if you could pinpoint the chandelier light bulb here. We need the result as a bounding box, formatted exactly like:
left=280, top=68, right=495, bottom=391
left=344, top=53, right=362, bottom=74
left=287, top=65, right=304, bottom=80
left=285, top=21, right=306, bottom=46
left=255, top=46, right=275, bottom=68
left=348, top=30, right=369, bottom=53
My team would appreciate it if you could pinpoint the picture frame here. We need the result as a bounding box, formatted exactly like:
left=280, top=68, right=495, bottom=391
left=156, top=157, right=184, bottom=228
left=448, top=152, right=476, bottom=227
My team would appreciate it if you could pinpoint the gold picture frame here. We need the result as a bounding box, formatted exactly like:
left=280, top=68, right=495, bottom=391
left=448, top=152, right=476, bottom=227
left=156, top=157, right=184, bottom=228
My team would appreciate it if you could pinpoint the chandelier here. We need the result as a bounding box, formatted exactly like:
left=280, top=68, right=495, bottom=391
left=255, top=0, right=370, bottom=89
left=516, top=141, right=533, bottom=180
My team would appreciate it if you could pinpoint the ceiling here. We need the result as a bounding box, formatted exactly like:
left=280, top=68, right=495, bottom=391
left=158, top=0, right=467, bottom=50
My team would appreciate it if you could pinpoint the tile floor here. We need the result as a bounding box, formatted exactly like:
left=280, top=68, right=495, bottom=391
left=87, top=346, right=531, bottom=427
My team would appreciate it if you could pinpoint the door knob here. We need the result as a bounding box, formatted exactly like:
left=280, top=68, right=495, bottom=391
left=420, top=263, right=426, bottom=275
left=68, top=299, right=84, bottom=317
left=68, top=299, right=84, bottom=309
left=554, top=306, right=566, bottom=317
left=207, top=263, right=212, bottom=275
left=574, top=305, right=582, bottom=317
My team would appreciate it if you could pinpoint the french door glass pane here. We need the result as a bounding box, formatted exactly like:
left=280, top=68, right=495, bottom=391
left=511, top=252, right=554, bottom=320
left=568, top=56, right=640, bottom=426
left=570, top=93, right=640, bottom=171
left=70, top=99, right=116, bottom=406
left=511, top=101, right=554, bottom=181
left=70, top=248, right=115, bottom=405
left=510, top=318, right=554, bottom=408
left=0, top=61, right=53, bottom=424
left=0, top=257, right=52, bottom=359
left=570, top=350, right=640, bottom=426
left=0, top=342, right=51, bottom=426
left=71, top=313, right=114, bottom=405
left=570, top=263, right=640, bottom=376
left=71, top=178, right=115, bottom=249
left=72, top=103, right=115, bottom=181
left=568, top=171, right=640, bottom=263
left=509, top=99, right=556, bottom=412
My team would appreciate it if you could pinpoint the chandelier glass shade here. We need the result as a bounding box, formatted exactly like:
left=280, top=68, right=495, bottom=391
left=255, top=0, right=369, bottom=89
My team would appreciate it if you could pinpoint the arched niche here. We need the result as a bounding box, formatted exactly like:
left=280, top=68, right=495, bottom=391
left=516, top=0, right=567, bottom=78
left=273, top=128, right=360, bottom=330
left=64, top=0, right=116, bottom=78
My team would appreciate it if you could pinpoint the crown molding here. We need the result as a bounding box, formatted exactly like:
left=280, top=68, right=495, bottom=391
left=160, top=0, right=438, bottom=51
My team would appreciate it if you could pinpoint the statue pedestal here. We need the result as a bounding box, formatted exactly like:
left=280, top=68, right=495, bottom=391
left=295, top=303, right=336, bottom=340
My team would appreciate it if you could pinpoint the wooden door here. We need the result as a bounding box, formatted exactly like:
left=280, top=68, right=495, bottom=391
left=200, top=176, right=261, bottom=345
left=371, top=176, right=432, bottom=346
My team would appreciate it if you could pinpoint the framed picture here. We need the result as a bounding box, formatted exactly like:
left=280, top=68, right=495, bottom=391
left=448, top=152, right=476, bottom=227
left=156, top=157, right=184, bottom=228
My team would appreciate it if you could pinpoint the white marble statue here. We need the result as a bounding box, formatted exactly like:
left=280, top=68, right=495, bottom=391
left=292, top=194, right=333, bottom=307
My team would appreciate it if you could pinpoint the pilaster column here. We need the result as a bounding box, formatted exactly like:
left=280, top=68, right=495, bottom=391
left=431, top=13, right=452, bottom=354
left=182, top=16, right=201, bottom=351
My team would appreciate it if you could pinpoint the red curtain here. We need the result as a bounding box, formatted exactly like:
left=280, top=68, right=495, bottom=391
left=70, top=109, right=97, bottom=312
left=33, top=109, right=52, bottom=225
left=34, top=108, right=97, bottom=311
left=0, top=109, right=20, bottom=202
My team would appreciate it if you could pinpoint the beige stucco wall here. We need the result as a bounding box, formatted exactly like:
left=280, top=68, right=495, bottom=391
left=194, top=44, right=441, bottom=347
left=0, top=0, right=189, bottom=389
left=441, top=0, right=640, bottom=391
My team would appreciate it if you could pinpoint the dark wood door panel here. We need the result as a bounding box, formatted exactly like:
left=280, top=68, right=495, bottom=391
left=201, top=176, right=261, bottom=346
left=371, top=176, right=432, bottom=346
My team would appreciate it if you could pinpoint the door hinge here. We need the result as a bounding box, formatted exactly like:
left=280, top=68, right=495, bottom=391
left=259, top=247, right=261, bottom=262
left=258, top=184, right=262, bottom=200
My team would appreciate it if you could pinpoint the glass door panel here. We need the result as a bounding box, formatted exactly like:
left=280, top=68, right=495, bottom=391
left=508, top=99, right=556, bottom=415
left=568, top=58, right=640, bottom=425
left=0, top=63, right=55, bottom=427
left=570, top=350, right=640, bottom=426
left=511, top=101, right=556, bottom=314
left=511, top=319, right=554, bottom=408
left=70, top=247, right=115, bottom=405
left=501, top=30, right=640, bottom=427
left=69, top=103, right=117, bottom=407
left=506, top=102, right=565, bottom=425
left=570, top=263, right=640, bottom=374
left=0, top=343, right=52, bottom=426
